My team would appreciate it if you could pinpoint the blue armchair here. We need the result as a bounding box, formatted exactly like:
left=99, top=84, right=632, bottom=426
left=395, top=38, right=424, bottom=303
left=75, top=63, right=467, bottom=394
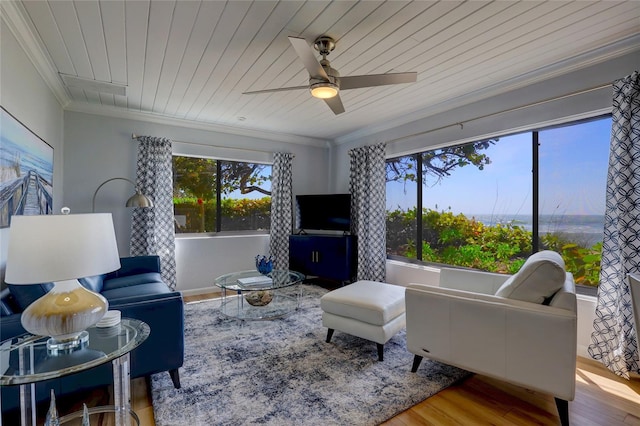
left=0, top=255, right=184, bottom=414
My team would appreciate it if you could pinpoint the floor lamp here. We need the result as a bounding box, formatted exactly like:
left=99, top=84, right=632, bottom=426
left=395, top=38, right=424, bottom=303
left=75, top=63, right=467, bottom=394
left=92, top=177, right=153, bottom=212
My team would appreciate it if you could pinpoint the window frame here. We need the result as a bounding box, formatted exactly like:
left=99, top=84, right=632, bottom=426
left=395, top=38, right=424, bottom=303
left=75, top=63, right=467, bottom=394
left=385, top=113, right=611, bottom=296
left=172, top=153, right=273, bottom=237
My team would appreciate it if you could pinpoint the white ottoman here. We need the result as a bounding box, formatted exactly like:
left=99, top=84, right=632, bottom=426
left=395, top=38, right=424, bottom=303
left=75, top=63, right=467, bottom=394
left=320, top=280, right=406, bottom=361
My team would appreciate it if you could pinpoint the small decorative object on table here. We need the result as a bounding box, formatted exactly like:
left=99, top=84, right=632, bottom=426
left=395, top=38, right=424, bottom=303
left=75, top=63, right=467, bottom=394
left=249, top=256, right=274, bottom=306
left=96, top=310, right=121, bottom=327
left=45, top=389, right=60, bottom=426
left=82, top=403, right=90, bottom=426
left=245, top=290, right=273, bottom=306
left=255, top=255, right=274, bottom=275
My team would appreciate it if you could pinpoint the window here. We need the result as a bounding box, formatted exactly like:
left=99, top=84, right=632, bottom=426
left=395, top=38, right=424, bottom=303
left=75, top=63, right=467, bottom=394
left=386, top=155, right=418, bottom=259
left=172, top=156, right=272, bottom=233
left=386, top=115, right=610, bottom=292
left=537, top=118, right=610, bottom=288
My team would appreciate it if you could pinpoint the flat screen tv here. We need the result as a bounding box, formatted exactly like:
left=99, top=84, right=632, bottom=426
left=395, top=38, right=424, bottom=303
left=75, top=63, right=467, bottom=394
left=295, top=194, right=351, bottom=232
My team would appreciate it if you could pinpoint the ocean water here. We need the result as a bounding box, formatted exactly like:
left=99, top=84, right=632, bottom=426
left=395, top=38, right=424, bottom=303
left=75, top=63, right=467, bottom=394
left=470, top=214, right=605, bottom=246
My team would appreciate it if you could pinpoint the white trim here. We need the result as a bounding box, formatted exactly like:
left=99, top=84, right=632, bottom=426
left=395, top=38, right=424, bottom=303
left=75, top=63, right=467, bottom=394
left=1, top=1, right=70, bottom=108
left=175, top=231, right=270, bottom=240
left=172, top=141, right=273, bottom=164
left=576, top=293, right=597, bottom=303
left=64, top=101, right=329, bottom=148
left=182, top=288, right=222, bottom=298
left=386, top=258, right=440, bottom=274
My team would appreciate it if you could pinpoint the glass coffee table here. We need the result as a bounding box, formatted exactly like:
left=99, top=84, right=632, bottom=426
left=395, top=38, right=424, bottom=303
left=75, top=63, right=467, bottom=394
left=0, top=318, right=149, bottom=426
left=214, top=269, right=305, bottom=320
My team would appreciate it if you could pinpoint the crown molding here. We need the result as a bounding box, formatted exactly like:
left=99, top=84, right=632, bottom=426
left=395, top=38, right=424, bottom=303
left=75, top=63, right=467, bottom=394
left=1, top=0, right=70, bottom=109
left=333, top=34, right=640, bottom=146
left=64, top=101, right=330, bottom=148
left=2, top=1, right=326, bottom=148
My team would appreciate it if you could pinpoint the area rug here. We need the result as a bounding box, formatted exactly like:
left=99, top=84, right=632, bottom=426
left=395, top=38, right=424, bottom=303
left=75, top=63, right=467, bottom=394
left=150, top=284, right=469, bottom=426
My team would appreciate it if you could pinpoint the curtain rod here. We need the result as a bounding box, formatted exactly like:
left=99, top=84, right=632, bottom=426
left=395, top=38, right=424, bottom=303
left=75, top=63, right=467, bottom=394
left=131, top=133, right=274, bottom=155
left=386, top=82, right=612, bottom=144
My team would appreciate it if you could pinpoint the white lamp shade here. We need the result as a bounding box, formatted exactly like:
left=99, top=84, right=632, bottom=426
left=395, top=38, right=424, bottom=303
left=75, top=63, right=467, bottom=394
left=5, top=213, right=121, bottom=284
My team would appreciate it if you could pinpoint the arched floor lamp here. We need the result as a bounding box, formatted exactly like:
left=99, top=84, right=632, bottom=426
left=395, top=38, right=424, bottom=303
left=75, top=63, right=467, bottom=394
left=92, top=177, right=153, bottom=212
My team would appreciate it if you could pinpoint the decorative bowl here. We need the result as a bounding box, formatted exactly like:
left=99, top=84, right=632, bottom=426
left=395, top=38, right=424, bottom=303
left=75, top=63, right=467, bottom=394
left=255, top=255, right=274, bottom=275
left=245, top=290, right=273, bottom=306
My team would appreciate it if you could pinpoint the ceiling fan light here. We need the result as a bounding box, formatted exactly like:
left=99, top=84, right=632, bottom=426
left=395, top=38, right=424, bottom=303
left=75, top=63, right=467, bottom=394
left=310, top=82, right=339, bottom=99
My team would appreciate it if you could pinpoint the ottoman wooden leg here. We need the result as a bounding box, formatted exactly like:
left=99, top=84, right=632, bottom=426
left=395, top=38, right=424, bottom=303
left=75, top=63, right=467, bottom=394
left=377, top=343, right=384, bottom=361
left=326, top=328, right=334, bottom=343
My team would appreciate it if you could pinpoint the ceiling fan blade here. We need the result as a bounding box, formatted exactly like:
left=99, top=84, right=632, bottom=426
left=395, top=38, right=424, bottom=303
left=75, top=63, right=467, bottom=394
left=340, top=72, right=417, bottom=90
left=243, top=85, right=308, bottom=95
left=288, top=36, right=329, bottom=80
left=324, top=95, right=345, bottom=115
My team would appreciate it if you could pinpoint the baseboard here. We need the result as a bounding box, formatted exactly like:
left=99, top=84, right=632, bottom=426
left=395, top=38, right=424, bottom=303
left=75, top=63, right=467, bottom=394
left=577, top=345, right=590, bottom=359
left=181, top=287, right=218, bottom=297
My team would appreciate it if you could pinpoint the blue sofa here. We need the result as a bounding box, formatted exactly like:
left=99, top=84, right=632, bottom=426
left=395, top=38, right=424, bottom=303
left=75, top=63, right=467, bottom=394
left=0, top=255, right=184, bottom=414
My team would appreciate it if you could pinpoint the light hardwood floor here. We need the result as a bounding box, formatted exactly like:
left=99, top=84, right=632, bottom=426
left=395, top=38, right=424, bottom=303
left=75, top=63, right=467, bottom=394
left=130, top=357, right=640, bottom=426
left=50, top=292, right=640, bottom=425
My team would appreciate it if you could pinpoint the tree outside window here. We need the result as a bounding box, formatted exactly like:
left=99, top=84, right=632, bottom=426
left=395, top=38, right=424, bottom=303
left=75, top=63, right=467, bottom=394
left=173, top=156, right=271, bottom=233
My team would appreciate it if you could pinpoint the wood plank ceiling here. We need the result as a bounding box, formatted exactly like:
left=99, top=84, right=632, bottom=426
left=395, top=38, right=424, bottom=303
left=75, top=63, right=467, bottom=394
left=5, top=0, right=640, bottom=143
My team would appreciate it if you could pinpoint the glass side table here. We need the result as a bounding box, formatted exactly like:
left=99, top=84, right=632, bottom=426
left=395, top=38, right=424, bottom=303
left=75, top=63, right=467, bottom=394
left=214, top=269, right=305, bottom=320
left=0, top=318, right=149, bottom=426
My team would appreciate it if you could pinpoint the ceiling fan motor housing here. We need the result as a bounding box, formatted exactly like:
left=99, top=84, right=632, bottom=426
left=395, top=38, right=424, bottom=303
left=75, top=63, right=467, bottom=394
left=313, top=36, right=336, bottom=56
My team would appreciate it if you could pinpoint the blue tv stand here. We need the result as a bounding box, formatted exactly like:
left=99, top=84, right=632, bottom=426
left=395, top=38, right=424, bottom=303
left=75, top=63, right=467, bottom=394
left=289, top=234, right=357, bottom=283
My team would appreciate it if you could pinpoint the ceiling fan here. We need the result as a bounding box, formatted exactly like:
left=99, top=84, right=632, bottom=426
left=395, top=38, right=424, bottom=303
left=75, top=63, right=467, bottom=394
left=242, top=36, right=417, bottom=115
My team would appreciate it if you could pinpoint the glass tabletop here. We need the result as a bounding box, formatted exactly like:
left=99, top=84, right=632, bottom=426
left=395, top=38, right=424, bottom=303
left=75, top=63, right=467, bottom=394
left=0, top=318, right=149, bottom=385
left=214, top=269, right=305, bottom=292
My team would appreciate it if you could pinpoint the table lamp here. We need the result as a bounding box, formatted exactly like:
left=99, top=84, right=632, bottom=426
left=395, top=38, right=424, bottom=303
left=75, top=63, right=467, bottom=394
left=5, top=211, right=121, bottom=351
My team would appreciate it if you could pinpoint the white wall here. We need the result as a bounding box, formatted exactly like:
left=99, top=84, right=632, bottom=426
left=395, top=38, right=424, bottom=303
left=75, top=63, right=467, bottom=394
left=176, top=234, right=270, bottom=296
left=63, top=111, right=330, bottom=292
left=0, top=21, right=64, bottom=285
left=576, top=296, right=598, bottom=358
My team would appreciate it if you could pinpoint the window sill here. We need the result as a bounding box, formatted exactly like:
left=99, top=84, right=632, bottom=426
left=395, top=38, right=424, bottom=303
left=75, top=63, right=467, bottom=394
left=176, top=230, right=269, bottom=239
left=386, top=255, right=600, bottom=298
left=577, top=293, right=597, bottom=303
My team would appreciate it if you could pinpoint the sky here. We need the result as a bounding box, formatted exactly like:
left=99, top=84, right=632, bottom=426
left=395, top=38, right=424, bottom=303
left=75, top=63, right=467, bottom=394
left=224, top=164, right=272, bottom=200
left=386, top=116, right=611, bottom=217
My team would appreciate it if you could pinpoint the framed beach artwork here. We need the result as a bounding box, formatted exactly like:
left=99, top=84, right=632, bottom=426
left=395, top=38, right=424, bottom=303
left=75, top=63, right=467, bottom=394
left=0, top=106, right=54, bottom=228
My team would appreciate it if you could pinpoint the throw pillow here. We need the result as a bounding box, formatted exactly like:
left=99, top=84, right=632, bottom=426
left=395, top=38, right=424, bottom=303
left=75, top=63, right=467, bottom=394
left=495, top=250, right=566, bottom=304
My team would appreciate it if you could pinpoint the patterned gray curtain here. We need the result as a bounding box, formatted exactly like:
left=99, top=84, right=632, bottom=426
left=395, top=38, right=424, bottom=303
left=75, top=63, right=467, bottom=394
left=130, top=136, right=177, bottom=290
left=349, top=142, right=387, bottom=282
left=269, top=152, right=294, bottom=269
left=589, top=71, right=640, bottom=378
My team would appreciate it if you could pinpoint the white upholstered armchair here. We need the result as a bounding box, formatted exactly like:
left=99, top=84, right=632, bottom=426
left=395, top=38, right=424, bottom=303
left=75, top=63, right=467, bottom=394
left=406, top=251, right=577, bottom=426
